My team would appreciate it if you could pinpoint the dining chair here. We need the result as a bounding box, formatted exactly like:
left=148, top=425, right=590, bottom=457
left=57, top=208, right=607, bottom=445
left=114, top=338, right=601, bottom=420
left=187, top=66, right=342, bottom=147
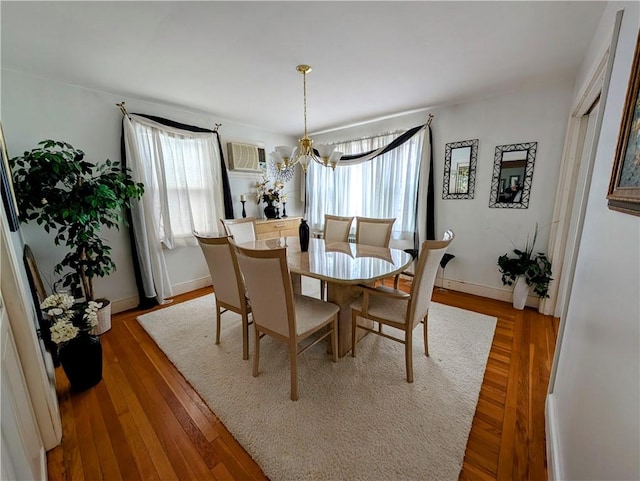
left=195, top=234, right=253, bottom=360
left=355, top=216, right=395, bottom=248
left=351, top=230, right=454, bottom=382
left=355, top=216, right=396, bottom=288
left=220, top=217, right=257, bottom=244
left=319, top=214, right=355, bottom=299
left=393, top=248, right=419, bottom=289
left=234, top=244, right=339, bottom=401
left=323, top=214, right=354, bottom=242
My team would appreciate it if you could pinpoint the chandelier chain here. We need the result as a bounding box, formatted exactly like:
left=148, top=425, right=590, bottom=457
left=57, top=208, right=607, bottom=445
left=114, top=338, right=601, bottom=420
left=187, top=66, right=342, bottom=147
left=302, top=69, right=308, bottom=138
left=269, top=64, right=342, bottom=174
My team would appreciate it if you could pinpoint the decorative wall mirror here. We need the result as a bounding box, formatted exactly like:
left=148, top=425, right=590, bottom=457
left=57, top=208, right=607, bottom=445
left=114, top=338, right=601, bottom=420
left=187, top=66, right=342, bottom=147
left=489, top=142, right=537, bottom=209
left=442, top=139, right=478, bottom=199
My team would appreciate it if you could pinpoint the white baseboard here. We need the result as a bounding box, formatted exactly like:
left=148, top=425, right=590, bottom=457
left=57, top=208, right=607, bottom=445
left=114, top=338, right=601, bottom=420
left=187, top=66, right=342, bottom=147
left=546, top=394, right=563, bottom=481
left=40, top=446, right=47, bottom=481
left=111, top=296, right=140, bottom=314
left=171, top=276, right=212, bottom=297
left=434, top=276, right=540, bottom=308
left=110, top=277, right=213, bottom=314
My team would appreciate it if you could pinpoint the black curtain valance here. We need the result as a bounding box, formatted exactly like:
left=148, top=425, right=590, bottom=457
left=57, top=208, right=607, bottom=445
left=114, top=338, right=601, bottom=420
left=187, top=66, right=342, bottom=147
left=335, top=123, right=428, bottom=164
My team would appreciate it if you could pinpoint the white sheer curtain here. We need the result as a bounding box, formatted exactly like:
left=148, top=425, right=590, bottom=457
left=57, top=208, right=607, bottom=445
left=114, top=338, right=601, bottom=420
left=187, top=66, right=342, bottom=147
left=307, top=130, right=424, bottom=247
left=123, top=114, right=225, bottom=304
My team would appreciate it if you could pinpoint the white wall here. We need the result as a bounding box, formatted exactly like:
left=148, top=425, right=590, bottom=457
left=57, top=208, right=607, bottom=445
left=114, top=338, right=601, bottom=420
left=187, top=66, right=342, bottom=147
left=1, top=71, right=297, bottom=311
left=548, top=3, right=640, bottom=480
left=313, top=79, right=574, bottom=303
left=2, top=69, right=577, bottom=309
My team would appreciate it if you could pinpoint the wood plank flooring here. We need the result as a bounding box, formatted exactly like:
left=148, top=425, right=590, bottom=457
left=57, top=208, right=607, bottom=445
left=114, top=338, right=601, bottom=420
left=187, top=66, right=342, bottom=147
left=47, top=284, right=558, bottom=481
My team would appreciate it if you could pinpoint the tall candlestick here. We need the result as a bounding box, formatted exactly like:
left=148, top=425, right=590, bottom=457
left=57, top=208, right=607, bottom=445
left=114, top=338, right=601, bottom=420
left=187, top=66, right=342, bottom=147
left=241, top=200, right=246, bottom=218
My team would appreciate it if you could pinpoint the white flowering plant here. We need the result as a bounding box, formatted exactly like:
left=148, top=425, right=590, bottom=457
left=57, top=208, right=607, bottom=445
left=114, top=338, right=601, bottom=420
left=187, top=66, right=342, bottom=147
left=40, top=293, right=103, bottom=345
left=255, top=176, right=284, bottom=204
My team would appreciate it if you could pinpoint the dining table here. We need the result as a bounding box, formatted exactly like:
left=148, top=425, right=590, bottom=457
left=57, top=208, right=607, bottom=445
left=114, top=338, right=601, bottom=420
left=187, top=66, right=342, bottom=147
left=238, top=236, right=413, bottom=357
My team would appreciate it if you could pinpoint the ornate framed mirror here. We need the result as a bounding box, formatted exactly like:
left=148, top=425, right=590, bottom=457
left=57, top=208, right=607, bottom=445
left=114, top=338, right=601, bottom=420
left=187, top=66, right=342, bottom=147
left=442, top=139, right=478, bottom=199
left=489, top=142, right=537, bottom=209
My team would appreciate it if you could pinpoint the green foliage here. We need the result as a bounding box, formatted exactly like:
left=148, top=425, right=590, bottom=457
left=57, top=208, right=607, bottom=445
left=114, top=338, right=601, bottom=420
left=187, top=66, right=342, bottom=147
left=9, top=140, right=145, bottom=301
left=497, top=224, right=553, bottom=298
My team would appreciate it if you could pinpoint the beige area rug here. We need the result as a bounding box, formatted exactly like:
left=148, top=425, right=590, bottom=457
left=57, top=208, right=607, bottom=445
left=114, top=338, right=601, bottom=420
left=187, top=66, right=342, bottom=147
left=137, top=285, right=497, bottom=481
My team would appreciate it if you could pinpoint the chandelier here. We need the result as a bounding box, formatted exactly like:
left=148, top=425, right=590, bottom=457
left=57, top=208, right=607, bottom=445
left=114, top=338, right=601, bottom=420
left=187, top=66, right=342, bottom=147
left=270, top=65, right=343, bottom=174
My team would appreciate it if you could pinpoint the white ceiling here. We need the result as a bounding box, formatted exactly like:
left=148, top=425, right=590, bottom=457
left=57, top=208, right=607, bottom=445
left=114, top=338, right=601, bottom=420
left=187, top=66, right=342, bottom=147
left=1, top=1, right=606, bottom=136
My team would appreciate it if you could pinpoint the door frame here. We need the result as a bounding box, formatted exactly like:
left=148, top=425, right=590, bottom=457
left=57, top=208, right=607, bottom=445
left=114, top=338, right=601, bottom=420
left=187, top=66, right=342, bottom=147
left=545, top=9, right=624, bottom=394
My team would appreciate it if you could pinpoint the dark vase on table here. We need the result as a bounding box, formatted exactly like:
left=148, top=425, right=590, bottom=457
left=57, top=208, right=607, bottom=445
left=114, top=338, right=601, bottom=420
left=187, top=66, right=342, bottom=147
left=299, top=219, right=310, bottom=252
left=57, top=334, right=103, bottom=391
left=264, top=201, right=277, bottom=219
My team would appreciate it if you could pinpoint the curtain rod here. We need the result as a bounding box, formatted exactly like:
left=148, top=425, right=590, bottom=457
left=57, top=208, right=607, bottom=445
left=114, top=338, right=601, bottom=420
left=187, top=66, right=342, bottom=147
left=116, top=101, right=129, bottom=118
left=327, top=114, right=433, bottom=146
left=116, top=99, right=425, bottom=135
left=116, top=101, right=223, bottom=133
left=331, top=129, right=407, bottom=145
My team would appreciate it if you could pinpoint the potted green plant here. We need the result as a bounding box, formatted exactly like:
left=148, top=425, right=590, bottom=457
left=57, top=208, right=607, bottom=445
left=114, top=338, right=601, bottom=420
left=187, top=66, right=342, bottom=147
left=497, top=224, right=553, bottom=309
left=9, top=140, right=145, bottom=332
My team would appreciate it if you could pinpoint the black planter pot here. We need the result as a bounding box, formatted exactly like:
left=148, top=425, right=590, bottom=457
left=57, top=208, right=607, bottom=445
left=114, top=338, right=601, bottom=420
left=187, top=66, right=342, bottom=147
left=264, top=202, right=277, bottom=219
left=58, top=335, right=103, bottom=391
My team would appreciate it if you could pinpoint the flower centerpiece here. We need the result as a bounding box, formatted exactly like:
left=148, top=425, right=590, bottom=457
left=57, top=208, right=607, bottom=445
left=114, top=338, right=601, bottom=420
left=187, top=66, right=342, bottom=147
left=41, top=293, right=102, bottom=343
left=255, top=176, right=284, bottom=219
left=497, top=224, right=553, bottom=309
left=41, top=293, right=104, bottom=391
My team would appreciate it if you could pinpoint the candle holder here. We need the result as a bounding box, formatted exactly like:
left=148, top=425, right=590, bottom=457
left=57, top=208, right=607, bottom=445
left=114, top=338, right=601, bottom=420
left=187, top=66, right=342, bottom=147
left=282, top=202, right=288, bottom=218
left=241, top=200, right=246, bottom=218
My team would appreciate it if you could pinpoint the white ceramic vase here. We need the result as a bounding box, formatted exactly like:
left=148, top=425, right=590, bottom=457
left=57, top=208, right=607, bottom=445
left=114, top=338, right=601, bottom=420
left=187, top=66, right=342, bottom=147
left=512, top=276, right=529, bottom=310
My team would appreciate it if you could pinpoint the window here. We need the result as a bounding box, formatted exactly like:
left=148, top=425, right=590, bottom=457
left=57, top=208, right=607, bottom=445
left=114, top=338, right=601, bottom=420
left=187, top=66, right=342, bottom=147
left=307, top=130, right=423, bottom=247
left=129, top=117, right=225, bottom=248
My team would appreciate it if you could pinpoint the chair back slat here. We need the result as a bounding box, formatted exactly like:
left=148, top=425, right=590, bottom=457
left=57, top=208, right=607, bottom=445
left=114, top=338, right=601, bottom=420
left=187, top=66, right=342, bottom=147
left=355, top=217, right=395, bottom=247
left=235, top=246, right=294, bottom=338
left=408, top=230, right=455, bottom=328
left=195, top=235, right=244, bottom=309
left=221, top=217, right=257, bottom=244
left=324, top=215, right=354, bottom=243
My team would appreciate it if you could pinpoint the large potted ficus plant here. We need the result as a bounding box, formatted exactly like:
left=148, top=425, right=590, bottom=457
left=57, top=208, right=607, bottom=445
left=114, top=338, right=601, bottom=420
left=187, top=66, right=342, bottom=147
left=497, top=224, right=553, bottom=310
left=9, top=140, right=145, bottom=333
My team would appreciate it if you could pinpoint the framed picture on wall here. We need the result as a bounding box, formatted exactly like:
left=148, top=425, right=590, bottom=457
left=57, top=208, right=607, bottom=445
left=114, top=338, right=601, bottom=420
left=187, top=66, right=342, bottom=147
left=607, top=29, right=640, bottom=216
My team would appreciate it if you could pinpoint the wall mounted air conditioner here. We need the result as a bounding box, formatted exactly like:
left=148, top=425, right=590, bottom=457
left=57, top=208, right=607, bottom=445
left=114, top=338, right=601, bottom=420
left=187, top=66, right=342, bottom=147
left=226, top=141, right=265, bottom=172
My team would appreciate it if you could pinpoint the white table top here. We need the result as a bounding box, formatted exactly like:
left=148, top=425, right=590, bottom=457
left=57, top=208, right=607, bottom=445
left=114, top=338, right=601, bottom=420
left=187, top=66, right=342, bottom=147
left=239, top=236, right=412, bottom=285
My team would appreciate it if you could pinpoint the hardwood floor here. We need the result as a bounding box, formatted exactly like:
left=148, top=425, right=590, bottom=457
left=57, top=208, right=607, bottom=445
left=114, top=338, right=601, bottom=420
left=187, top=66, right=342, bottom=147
left=47, top=284, right=558, bottom=481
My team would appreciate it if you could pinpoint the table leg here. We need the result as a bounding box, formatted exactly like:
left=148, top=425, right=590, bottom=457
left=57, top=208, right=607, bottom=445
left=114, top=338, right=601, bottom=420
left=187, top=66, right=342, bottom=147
left=326, top=283, right=371, bottom=357
left=291, top=273, right=302, bottom=295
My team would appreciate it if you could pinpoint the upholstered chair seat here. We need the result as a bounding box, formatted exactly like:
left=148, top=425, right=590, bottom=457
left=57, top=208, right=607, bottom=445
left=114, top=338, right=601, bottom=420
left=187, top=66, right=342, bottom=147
left=350, top=286, right=409, bottom=323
